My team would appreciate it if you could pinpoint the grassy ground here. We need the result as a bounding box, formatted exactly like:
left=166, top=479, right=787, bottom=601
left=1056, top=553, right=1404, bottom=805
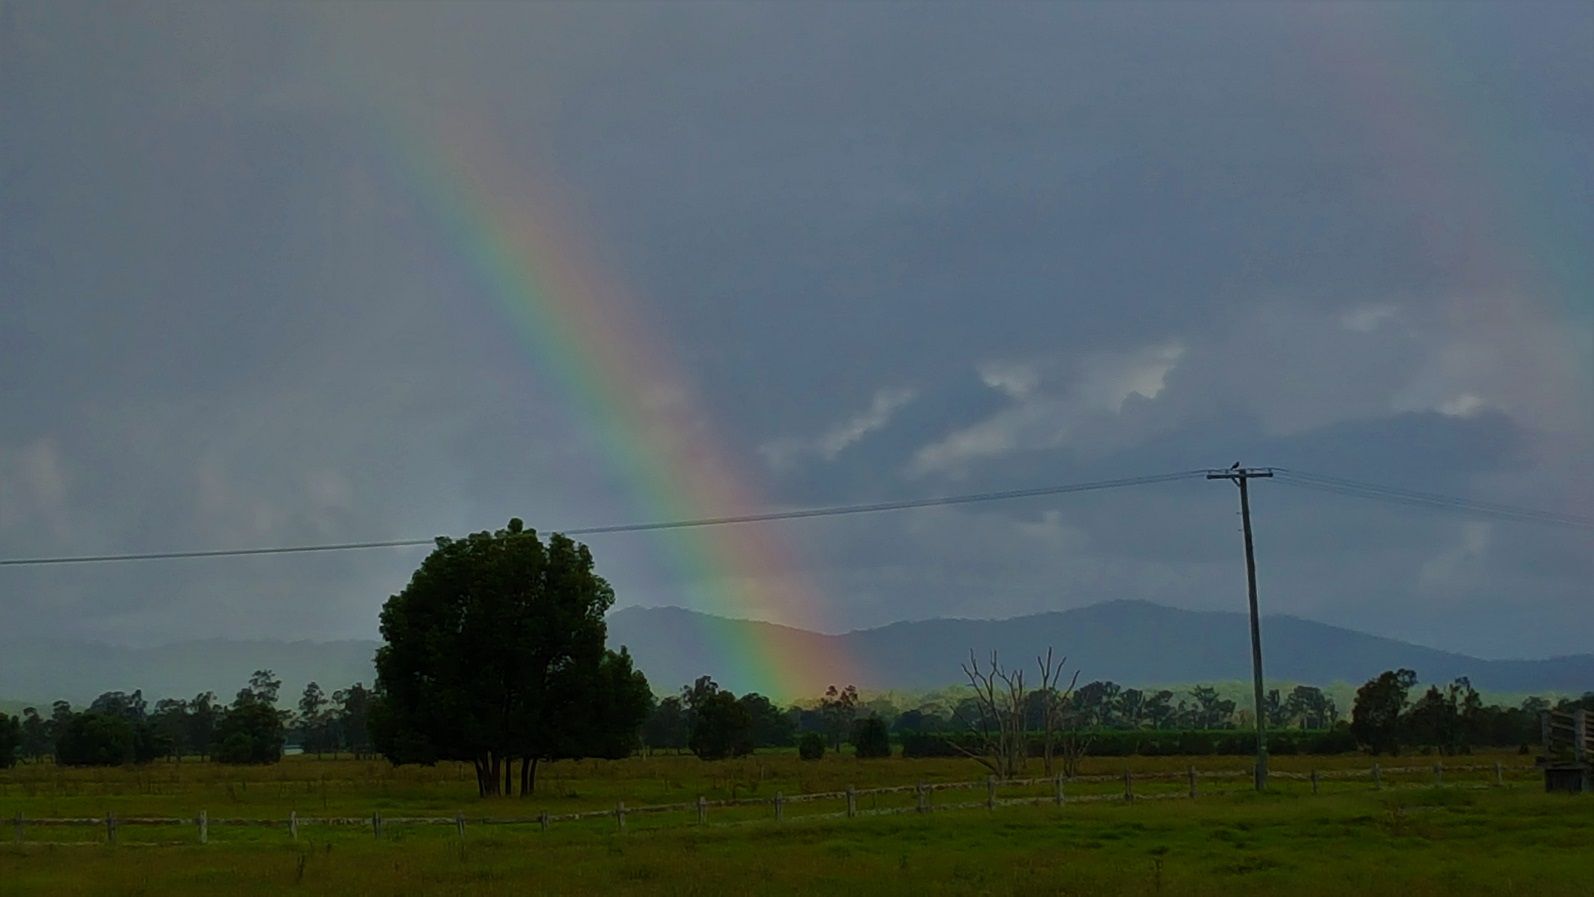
left=3, top=753, right=1585, bottom=896
left=3, top=787, right=1591, bottom=896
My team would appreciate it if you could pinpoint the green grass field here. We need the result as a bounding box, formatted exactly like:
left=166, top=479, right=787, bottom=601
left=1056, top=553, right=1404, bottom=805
left=3, top=753, right=1588, bottom=896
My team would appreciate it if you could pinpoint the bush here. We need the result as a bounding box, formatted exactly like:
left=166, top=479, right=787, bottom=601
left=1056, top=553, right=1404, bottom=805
left=798, top=732, right=826, bottom=761
left=851, top=717, right=892, bottom=759
left=900, top=732, right=966, bottom=758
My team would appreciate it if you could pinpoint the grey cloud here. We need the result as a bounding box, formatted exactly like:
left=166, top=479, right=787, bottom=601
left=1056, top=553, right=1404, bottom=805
left=760, top=387, right=917, bottom=471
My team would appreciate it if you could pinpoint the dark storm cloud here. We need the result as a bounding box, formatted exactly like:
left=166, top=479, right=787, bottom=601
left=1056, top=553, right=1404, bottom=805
left=1, top=3, right=1589, bottom=658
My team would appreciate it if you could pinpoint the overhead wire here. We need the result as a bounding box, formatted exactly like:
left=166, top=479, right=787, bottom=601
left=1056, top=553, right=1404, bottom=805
left=2, top=466, right=1582, bottom=569
left=0, top=469, right=1210, bottom=568
left=1272, top=468, right=1594, bottom=530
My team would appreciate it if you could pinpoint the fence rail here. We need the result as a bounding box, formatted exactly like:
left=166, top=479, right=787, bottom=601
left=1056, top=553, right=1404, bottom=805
left=4, top=762, right=1536, bottom=847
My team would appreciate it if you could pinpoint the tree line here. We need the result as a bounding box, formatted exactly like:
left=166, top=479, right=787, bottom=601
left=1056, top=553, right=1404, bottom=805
left=1348, top=670, right=1591, bottom=756
left=0, top=670, right=373, bottom=767
left=3, top=522, right=1589, bottom=784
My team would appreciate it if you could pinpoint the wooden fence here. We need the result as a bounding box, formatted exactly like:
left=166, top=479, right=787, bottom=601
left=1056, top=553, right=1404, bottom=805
left=4, top=762, right=1531, bottom=847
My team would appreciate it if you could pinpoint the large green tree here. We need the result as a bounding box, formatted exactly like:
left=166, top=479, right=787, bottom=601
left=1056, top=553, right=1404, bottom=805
left=373, top=519, right=650, bottom=796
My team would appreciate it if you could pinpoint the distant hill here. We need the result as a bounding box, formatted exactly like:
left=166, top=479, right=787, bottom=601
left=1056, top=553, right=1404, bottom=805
left=606, top=600, right=1594, bottom=699
left=3, top=601, right=1589, bottom=707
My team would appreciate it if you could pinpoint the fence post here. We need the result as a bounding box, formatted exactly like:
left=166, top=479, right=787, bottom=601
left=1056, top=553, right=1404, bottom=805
left=12, top=813, right=21, bottom=844
left=455, top=813, right=465, bottom=840
left=1494, top=762, right=1503, bottom=787
left=289, top=810, right=298, bottom=840
left=1433, top=762, right=1443, bottom=786
left=616, top=801, right=626, bottom=832
left=538, top=812, right=549, bottom=832
left=1187, top=766, right=1198, bottom=799
left=105, top=812, right=116, bottom=845
left=696, top=796, right=706, bottom=825
left=915, top=783, right=927, bottom=814
left=198, top=810, right=208, bottom=844
left=1123, top=770, right=1133, bottom=803
left=774, top=793, right=784, bottom=822
left=372, top=810, right=382, bottom=839
left=1310, top=769, right=1319, bottom=795
left=1372, top=763, right=1382, bottom=790
left=1054, top=774, right=1065, bottom=806
left=846, top=785, right=857, bottom=819
left=986, top=775, right=997, bottom=810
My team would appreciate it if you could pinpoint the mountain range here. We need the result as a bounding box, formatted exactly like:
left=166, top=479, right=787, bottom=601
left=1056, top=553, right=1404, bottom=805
left=2, top=600, right=1588, bottom=707
left=606, top=600, right=1594, bottom=699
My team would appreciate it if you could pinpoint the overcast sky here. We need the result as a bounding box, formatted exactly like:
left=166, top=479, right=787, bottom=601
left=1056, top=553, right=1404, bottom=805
left=3, top=3, right=1590, bottom=660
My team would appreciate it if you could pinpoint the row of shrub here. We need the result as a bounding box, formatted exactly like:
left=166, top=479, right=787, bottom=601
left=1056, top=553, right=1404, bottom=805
left=899, top=725, right=1364, bottom=759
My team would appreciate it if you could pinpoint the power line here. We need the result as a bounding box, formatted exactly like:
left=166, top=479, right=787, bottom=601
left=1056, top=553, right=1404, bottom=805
left=4, top=466, right=1581, bottom=569
left=0, top=470, right=1208, bottom=568
left=1273, top=469, right=1594, bottom=530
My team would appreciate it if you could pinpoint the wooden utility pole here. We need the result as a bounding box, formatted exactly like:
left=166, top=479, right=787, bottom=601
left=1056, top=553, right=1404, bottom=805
left=1207, top=464, right=1274, bottom=791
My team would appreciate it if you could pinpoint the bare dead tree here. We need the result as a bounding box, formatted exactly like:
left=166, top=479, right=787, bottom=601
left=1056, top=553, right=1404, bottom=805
left=1034, top=647, right=1083, bottom=777
left=953, top=648, right=1085, bottom=780
left=949, top=650, right=1032, bottom=779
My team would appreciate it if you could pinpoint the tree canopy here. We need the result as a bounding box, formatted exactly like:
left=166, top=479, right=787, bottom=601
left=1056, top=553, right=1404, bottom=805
left=373, top=519, right=651, bottom=796
left=1351, top=668, right=1418, bottom=755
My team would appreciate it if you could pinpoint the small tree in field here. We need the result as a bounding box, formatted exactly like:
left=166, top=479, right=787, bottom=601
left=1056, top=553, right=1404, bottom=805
left=798, top=732, right=825, bottom=761
left=851, top=716, right=892, bottom=758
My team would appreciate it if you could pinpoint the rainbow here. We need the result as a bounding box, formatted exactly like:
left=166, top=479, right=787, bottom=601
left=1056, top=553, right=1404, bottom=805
left=368, top=111, right=859, bottom=700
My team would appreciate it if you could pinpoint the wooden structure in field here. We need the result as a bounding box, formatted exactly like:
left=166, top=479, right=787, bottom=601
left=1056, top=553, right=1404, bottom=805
left=1540, top=709, right=1590, bottom=793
